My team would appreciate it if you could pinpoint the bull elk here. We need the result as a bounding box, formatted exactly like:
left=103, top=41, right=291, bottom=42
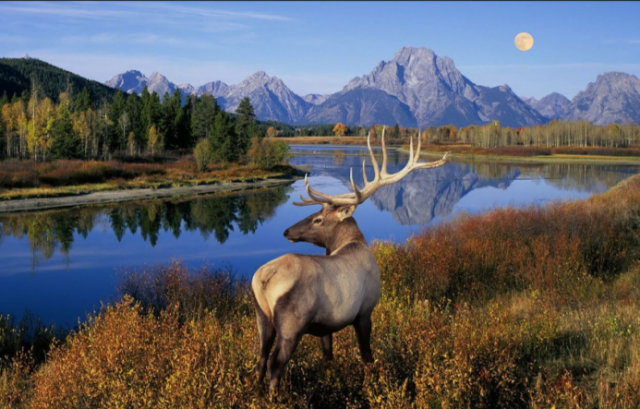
left=251, top=127, right=448, bottom=391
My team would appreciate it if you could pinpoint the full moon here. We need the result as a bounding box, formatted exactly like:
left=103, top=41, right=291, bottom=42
left=514, top=32, right=534, bottom=51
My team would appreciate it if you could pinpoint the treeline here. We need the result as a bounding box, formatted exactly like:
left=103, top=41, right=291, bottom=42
left=397, top=120, right=640, bottom=148
left=274, top=119, right=640, bottom=149
left=0, top=84, right=263, bottom=163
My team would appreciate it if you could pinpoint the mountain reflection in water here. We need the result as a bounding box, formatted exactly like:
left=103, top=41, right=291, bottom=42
left=292, top=146, right=638, bottom=226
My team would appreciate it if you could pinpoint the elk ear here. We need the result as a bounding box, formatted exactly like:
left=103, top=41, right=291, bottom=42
left=337, top=205, right=356, bottom=221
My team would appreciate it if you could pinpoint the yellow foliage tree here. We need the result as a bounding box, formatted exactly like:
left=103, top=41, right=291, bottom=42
left=147, top=124, right=162, bottom=155
left=266, top=126, right=279, bottom=138
left=332, top=122, right=347, bottom=137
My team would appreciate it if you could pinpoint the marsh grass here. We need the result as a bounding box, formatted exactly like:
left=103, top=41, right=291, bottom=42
left=3, top=174, right=640, bottom=408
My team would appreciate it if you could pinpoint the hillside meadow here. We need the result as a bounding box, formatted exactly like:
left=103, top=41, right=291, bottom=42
left=2, top=171, right=640, bottom=408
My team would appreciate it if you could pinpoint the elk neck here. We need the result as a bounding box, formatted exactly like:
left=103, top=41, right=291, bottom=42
left=325, top=218, right=367, bottom=255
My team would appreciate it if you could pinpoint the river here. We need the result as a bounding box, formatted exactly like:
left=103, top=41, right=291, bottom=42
left=0, top=145, right=638, bottom=326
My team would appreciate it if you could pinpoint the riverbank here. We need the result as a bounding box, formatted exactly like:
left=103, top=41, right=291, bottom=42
left=418, top=146, right=640, bottom=165
left=0, top=174, right=302, bottom=214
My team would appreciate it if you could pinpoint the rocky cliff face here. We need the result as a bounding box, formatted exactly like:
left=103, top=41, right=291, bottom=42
left=304, top=87, right=417, bottom=127
left=221, top=71, right=310, bottom=122
left=105, top=70, right=181, bottom=99
left=105, top=70, right=149, bottom=94
left=194, top=81, right=231, bottom=99
left=522, top=92, right=571, bottom=120
left=564, top=72, right=640, bottom=124
left=303, top=93, right=330, bottom=105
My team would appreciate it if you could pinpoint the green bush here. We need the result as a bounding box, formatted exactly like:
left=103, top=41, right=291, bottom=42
left=193, top=139, right=215, bottom=172
left=246, top=137, right=290, bottom=169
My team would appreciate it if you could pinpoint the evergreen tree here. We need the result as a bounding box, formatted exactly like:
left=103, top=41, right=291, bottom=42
left=140, top=85, right=151, bottom=139
left=125, top=93, right=142, bottom=153
left=191, top=94, right=219, bottom=141
left=162, top=90, right=182, bottom=149
left=210, top=110, right=236, bottom=162
left=74, top=86, right=93, bottom=112
left=235, top=97, right=257, bottom=160
left=109, top=89, right=126, bottom=151
left=51, top=101, right=82, bottom=159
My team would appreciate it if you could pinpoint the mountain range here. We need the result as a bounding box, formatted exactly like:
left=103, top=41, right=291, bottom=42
left=100, top=46, right=640, bottom=128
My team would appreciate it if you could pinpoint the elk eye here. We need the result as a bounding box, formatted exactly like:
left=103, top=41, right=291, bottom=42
left=313, top=218, right=322, bottom=224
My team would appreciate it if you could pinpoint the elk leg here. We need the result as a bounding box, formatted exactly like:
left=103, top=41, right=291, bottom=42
left=256, top=308, right=276, bottom=384
left=320, top=334, right=334, bottom=362
left=268, top=332, right=302, bottom=392
left=354, top=314, right=374, bottom=363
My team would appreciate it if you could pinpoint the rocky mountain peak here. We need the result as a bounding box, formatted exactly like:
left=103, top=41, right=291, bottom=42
left=565, top=71, right=640, bottom=124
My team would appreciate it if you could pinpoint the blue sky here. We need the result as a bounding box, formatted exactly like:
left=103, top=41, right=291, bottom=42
left=1, top=1, right=639, bottom=100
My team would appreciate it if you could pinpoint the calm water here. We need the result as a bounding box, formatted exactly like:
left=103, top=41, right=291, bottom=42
left=1, top=145, right=638, bottom=326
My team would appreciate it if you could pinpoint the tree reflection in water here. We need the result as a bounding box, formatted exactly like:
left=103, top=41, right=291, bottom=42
left=0, top=185, right=292, bottom=270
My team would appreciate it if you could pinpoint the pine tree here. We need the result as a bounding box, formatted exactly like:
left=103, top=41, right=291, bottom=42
left=191, top=94, right=219, bottom=141
left=51, top=101, right=82, bottom=159
left=210, top=110, right=236, bottom=162
left=74, top=86, right=93, bottom=112
left=235, top=97, right=256, bottom=161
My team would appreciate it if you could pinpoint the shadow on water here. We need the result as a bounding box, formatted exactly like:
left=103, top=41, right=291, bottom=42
left=0, top=185, right=292, bottom=271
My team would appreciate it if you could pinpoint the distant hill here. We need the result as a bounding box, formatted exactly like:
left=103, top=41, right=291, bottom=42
left=0, top=56, right=119, bottom=102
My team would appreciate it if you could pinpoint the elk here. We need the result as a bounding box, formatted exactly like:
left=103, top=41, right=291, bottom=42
left=251, top=127, right=448, bottom=391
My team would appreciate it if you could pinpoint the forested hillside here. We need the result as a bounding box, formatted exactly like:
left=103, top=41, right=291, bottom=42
left=0, top=57, right=118, bottom=103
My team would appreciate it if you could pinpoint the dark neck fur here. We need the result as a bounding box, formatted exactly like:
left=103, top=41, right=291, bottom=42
left=325, top=218, right=367, bottom=254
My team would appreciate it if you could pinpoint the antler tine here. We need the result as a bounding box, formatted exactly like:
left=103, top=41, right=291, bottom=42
left=408, top=134, right=414, bottom=166
left=367, top=131, right=380, bottom=183
left=293, top=194, right=323, bottom=206
left=414, top=131, right=422, bottom=164
left=362, top=159, right=369, bottom=185
left=350, top=168, right=362, bottom=204
left=381, top=126, right=388, bottom=177
left=296, top=174, right=361, bottom=207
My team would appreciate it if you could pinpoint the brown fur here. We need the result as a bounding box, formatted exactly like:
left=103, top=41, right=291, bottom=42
left=251, top=204, right=381, bottom=391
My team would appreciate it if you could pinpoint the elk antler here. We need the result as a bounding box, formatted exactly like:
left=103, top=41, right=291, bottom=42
left=293, top=126, right=449, bottom=207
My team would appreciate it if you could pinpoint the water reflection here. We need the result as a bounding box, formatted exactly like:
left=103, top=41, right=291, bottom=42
left=0, top=186, right=291, bottom=270
left=289, top=147, right=639, bottom=226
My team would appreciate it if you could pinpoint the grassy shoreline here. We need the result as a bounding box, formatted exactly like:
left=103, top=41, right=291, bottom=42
left=0, top=158, right=301, bottom=202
